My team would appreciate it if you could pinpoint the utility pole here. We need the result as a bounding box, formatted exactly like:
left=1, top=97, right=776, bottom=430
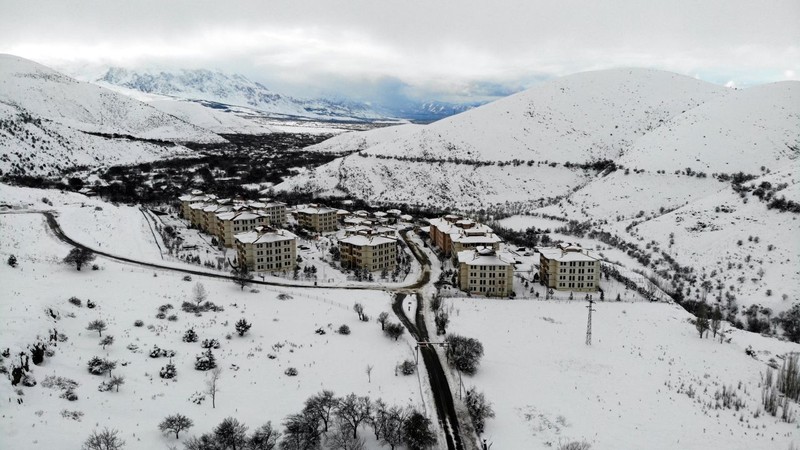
left=585, top=296, right=595, bottom=346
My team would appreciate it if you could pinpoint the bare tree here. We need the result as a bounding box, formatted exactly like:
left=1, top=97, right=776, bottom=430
left=695, top=307, right=710, bottom=338
left=99, top=335, right=114, bottom=350
left=205, top=367, right=223, bottom=408
left=335, top=394, right=372, bottom=439
left=380, top=405, right=408, bottom=450
left=377, top=312, right=389, bottom=330
left=193, top=282, right=208, bottom=306
left=64, top=247, right=96, bottom=271
left=159, top=414, right=194, bottom=439
left=82, top=427, right=125, bottom=450
left=384, top=323, right=405, bottom=341
left=86, top=319, right=108, bottom=337
left=326, top=419, right=366, bottom=450
left=303, top=390, right=338, bottom=432
left=366, top=365, right=373, bottom=383
left=248, top=422, right=280, bottom=450
left=710, top=305, right=722, bottom=338
left=353, top=303, right=365, bottom=321
left=109, top=375, right=124, bottom=392
left=232, top=265, right=254, bottom=290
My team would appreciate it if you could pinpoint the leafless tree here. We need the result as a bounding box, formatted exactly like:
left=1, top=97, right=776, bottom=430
left=193, top=282, right=208, bottom=306
left=377, top=312, right=389, bottom=330
left=335, top=394, right=372, bottom=439
left=366, top=365, right=374, bottom=383
left=158, top=414, right=194, bottom=439
left=205, top=367, right=223, bottom=408
left=82, top=427, right=125, bottom=450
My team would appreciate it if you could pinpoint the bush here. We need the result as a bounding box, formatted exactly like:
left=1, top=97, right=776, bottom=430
left=68, top=297, right=82, bottom=307
left=201, top=339, right=220, bottom=349
left=183, top=328, right=199, bottom=343
left=195, top=349, right=216, bottom=371
left=400, top=359, right=416, bottom=375
left=167, top=314, right=178, bottom=322
left=7, top=254, right=18, bottom=268
left=133, top=320, right=144, bottom=327
left=183, top=275, right=192, bottom=282
left=284, top=367, right=298, bottom=376
left=160, top=363, right=177, bottom=379
left=338, top=325, right=351, bottom=335
left=465, top=387, right=495, bottom=435
left=83, top=428, right=125, bottom=450
left=87, top=300, right=96, bottom=309
left=558, top=441, right=592, bottom=450
left=156, top=312, right=166, bottom=319
left=235, top=318, right=252, bottom=337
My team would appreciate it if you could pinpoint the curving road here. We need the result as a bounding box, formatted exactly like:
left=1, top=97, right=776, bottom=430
left=13, top=210, right=464, bottom=449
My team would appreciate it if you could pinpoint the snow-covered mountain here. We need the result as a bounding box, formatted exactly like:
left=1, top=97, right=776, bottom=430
left=0, top=54, right=225, bottom=176
left=276, top=68, right=798, bottom=207
left=98, top=67, right=394, bottom=123
left=386, top=101, right=484, bottom=123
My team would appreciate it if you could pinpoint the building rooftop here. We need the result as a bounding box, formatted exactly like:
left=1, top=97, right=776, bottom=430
left=340, top=234, right=396, bottom=247
left=235, top=227, right=297, bottom=245
left=457, top=247, right=515, bottom=266
left=298, top=206, right=337, bottom=215
left=538, top=243, right=601, bottom=262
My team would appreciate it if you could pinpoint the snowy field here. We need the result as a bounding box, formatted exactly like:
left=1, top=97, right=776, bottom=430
left=444, top=297, right=800, bottom=450
left=0, top=212, right=429, bottom=449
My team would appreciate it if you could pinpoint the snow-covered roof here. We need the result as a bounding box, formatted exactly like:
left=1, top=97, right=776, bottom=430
left=216, top=210, right=265, bottom=221
left=298, top=206, right=337, bottom=215
left=457, top=247, right=515, bottom=266
left=538, top=244, right=601, bottom=262
left=400, top=214, right=413, bottom=221
left=235, top=227, right=296, bottom=245
left=340, top=235, right=396, bottom=247
left=386, top=209, right=402, bottom=216
left=453, top=234, right=503, bottom=244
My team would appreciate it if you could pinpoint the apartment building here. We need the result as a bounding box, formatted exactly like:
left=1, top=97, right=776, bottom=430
left=429, top=215, right=500, bottom=256
left=260, top=201, right=287, bottom=227
left=456, top=247, right=515, bottom=297
left=297, top=206, right=338, bottom=233
left=234, top=226, right=297, bottom=272
left=538, top=243, right=601, bottom=292
left=178, top=191, right=209, bottom=219
left=215, top=210, right=271, bottom=247
left=339, top=234, right=397, bottom=271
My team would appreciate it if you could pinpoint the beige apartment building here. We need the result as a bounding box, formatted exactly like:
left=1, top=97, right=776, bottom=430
left=259, top=201, right=287, bottom=227
left=538, top=243, right=601, bottom=292
left=456, top=247, right=515, bottom=297
left=179, top=191, right=209, bottom=219
left=298, top=206, right=338, bottom=233
left=339, top=234, right=397, bottom=271
left=215, top=210, right=271, bottom=247
left=235, top=226, right=297, bottom=272
left=429, top=215, right=500, bottom=257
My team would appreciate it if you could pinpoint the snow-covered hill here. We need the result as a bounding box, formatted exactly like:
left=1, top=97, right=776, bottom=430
left=98, top=67, right=394, bottom=123
left=0, top=55, right=225, bottom=176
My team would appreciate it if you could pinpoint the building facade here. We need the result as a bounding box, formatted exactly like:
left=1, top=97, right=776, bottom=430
left=429, top=215, right=500, bottom=257
left=235, top=227, right=297, bottom=272
left=339, top=235, right=397, bottom=271
left=298, top=206, right=338, bottom=233
left=538, top=243, right=601, bottom=292
left=456, top=247, right=515, bottom=297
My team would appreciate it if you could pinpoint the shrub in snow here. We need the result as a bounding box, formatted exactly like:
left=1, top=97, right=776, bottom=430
left=160, top=363, right=177, bottom=379
left=315, top=327, right=326, bottom=335
left=465, top=387, right=495, bottom=435
left=400, top=360, right=416, bottom=375
left=183, top=275, right=192, bottom=282
left=133, top=320, right=144, bottom=327
left=87, top=300, right=96, bottom=308
left=284, top=367, right=298, bottom=376
left=183, top=328, right=199, bottom=343
left=235, top=318, right=252, bottom=337
left=168, top=314, right=178, bottom=322
left=158, top=304, right=174, bottom=313
left=91, top=264, right=99, bottom=271
left=99, top=336, right=114, bottom=350
left=338, top=325, right=351, bottom=335
left=21, top=373, right=37, bottom=387
left=60, top=389, right=78, bottom=401
left=558, top=441, right=592, bottom=450
left=149, top=346, right=175, bottom=358
left=277, top=293, right=292, bottom=301
left=156, top=312, right=167, bottom=319
left=7, top=254, right=17, bottom=268
left=201, top=339, right=220, bottom=349
left=68, top=297, right=82, bottom=307
left=403, top=410, right=436, bottom=450
left=444, top=334, right=484, bottom=375
left=195, top=349, right=217, bottom=371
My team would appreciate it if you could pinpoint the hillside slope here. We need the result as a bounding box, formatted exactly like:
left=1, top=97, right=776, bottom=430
left=0, top=55, right=224, bottom=175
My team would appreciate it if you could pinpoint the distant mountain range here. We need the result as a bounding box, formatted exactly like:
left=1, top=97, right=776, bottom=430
left=0, top=54, right=224, bottom=176
left=97, top=67, right=482, bottom=124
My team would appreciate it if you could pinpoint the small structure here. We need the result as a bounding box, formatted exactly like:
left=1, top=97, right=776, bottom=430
left=538, top=243, right=601, bottom=292
left=339, top=234, right=397, bottom=271
left=297, top=205, right=338, bottom=233
left=234, top=226, right=297, bottom=272
left=456, top=247, right=515, bottom=297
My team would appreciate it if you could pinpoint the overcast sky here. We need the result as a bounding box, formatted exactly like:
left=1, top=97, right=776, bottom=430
left=1, top=0, right=798, bottom=104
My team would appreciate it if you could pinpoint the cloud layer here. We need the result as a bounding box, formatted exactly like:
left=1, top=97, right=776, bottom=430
left=2, top=0, right=798, bottom=102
